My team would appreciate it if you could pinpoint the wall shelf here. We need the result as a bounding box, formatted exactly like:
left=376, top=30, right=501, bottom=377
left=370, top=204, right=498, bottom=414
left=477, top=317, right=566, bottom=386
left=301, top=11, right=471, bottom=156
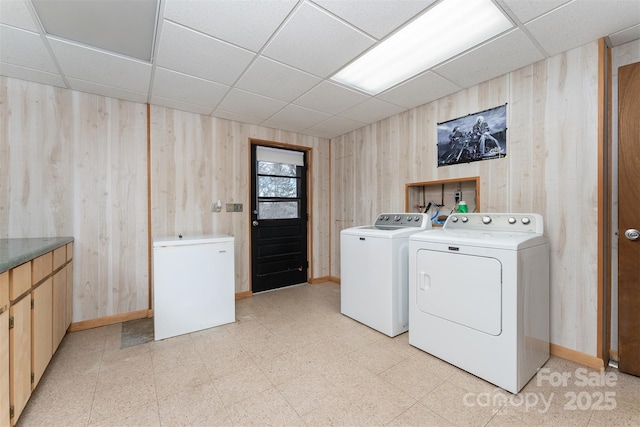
left=405, top=177, right=480, bottom=224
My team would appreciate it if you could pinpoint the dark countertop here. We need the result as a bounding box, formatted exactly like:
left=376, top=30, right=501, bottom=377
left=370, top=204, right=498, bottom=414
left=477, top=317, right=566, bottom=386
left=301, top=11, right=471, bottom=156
left=0, top=237, right=74, bottom=273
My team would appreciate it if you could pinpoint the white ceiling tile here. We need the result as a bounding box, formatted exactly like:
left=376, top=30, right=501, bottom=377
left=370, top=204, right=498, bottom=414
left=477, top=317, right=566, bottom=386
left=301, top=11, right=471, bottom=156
left=155, top=21, right=255, bottom=85
left=66, top=77, right=149, bottom=104
left=608, top=23, right=640, bottom=47
left=377, top=71, right=461, bottom=109
left=216, top=89, right=287, bottom=120
left=267, top=104, right=331, bottom=129
left=263, top=2, right=375, bottom=77
left=32, top=0, right=157, bottom=61
left=260, top=120, right=305, bottom=133
left=309, top=116, right=366, bottom=137
left=48, top=37, right=152, bottom=93
left=163, top=0, right=297, bottom=52
left=526, top=0, right=640, bottom=57
left=499, top=0, right=570, bottom=23
left=235, top=57, right=321, bottom=102
left=294, top=81, right=370, bottom=114
left=0, top=24, right=58, bottom=73
left=211, top=109, right=264, bottom=125
left=0, top=63, right=65, bottom=87
left=152, top=67, right=229, bottom=108
left=434, top=29, right=545, bottom=88
left=339, top=98, right=407, bottom=124
left=151, top=95, right=213, bottom=115
left=0, top=0, right=39, bottom=31
left=314, top=0, right=434, bottom=39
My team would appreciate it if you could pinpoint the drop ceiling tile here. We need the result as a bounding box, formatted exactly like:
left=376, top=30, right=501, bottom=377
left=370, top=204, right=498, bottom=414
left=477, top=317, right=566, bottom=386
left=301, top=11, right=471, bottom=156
left=608, top=23, right=640, bottom=47
left=309, top=116, right=366, bottom=137
left=500, top=0, right=570, bottom=23
left=377, top=71, right=461, bottom=109
left=0, top=0, right=39, bottom=31
left=259, top=120, right=305, bottom=133
left=216, top=89, right=287, bottom=120
left=152, top=67, right=229, bottom=109
left=155, top=20, right=255, bottom=85
left=339, top=98, right=407, bottom=124
left=151, top=95, right=213, bottom=115
left=0, top=63, right=65, bottom=88
left=267, top=104, right=331, bottom=129
left=0, top=25, right=58, bottom=73
left=235, top=57, right=321, bottom=102
left=32, top=0, right=157, bottom=61
left=163, top=0, right=297, bottom=52
left=434, top=29, right=545, bottom=88
left=314, top=0, right=434, bottom=39
left=66, top=77, right=149, bottom=104
left=48, top=37, right=152, bottom=93
left=263, top=2, right=375, bottom=77
left=294, top=81, right=370, bottom=115
left=525, top=0, right=640, bottom=57
left=211, top=109, right=264, bottom=125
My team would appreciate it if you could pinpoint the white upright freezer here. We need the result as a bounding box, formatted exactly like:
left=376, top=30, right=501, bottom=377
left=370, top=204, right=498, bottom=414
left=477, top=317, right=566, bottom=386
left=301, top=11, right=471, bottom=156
left=153, top=234, right=235, bottom=340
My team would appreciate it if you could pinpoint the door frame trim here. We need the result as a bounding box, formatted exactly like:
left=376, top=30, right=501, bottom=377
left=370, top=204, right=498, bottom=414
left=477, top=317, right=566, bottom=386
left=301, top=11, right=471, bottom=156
left=248, top=138, right=313, bottom=294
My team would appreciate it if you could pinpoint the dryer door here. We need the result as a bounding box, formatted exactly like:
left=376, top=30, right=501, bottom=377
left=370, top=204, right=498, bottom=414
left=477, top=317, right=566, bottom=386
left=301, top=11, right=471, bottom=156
left=415, top=249, right=502, bottom=335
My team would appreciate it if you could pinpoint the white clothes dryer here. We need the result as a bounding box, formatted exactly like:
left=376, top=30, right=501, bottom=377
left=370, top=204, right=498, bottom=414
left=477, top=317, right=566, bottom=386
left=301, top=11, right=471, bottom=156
left=341, top=213, right=431, bottom=337
left=409, top=213, right=549, bottom=393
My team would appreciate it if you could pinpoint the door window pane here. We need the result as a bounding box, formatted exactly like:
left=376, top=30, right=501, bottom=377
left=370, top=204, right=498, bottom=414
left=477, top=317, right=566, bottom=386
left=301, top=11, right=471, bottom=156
left=258, top=176, right=298, bottom=198
left=258, top=201, right=299, bottom=219
left=258, top=161, right=297, bottom=177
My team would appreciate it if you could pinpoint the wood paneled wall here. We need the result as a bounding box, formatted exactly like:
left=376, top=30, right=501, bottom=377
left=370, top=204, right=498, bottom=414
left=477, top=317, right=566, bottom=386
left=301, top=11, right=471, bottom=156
left=1, top=78, right=149, bottom=322
left=149, top=107, right=331, bottom=293
left=331, top=42, right=600, bottom=356
left=1, top=79, right=330, bottom=322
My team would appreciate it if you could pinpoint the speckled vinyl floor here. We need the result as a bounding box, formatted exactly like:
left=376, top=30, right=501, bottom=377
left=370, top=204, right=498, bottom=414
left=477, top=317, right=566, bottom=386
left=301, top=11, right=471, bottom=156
left=18, top=282, right=640, bottom=426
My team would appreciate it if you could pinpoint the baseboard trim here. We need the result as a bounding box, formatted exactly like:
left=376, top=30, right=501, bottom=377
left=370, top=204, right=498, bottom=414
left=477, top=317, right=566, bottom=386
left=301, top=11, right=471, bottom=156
left=325, top=276, right=340, bottom=284
left=309, top=276, right=338, bottom=284
left=235, top=290, right=252, bottom=300
left=68, top=309, right=151, bottom=332
left=550, top=343, right=605, bottom=370
left=609, top=349, right=619, bottom=362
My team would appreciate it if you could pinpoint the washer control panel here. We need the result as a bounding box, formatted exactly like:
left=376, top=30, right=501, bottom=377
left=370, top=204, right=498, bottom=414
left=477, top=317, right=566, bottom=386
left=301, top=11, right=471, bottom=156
left=375, top=213, right=429, bottom=228
left=445, top=213, right=544, bottom=234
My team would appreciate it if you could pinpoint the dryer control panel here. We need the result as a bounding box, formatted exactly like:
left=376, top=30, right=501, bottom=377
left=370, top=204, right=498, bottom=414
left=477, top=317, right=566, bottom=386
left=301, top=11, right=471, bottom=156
left=444, top=213, right=544, bottom=234
left=375, top=213, right=429, bottom=228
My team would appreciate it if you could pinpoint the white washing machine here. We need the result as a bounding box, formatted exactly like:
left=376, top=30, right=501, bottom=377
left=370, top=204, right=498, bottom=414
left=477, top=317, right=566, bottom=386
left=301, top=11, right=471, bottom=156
left=409, top=213, right=549, bottom=393
left=341, top=213, right=431, bottom=337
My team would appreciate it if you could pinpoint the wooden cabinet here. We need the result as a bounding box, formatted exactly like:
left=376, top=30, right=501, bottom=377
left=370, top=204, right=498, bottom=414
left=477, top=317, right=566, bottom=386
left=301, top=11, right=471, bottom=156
left=4, top=241, right=73, bottom=425
left=9, top=296, right=30, bottom=424
left=31, top=278, right=53, bottom=389
left=0, top=272, right=10, bottom=427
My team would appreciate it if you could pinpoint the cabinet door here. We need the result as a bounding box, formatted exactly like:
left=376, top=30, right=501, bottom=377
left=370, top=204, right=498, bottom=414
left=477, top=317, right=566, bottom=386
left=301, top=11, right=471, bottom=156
left=52, top=267, right=66, bottom=351
left=9, top=296, right=31, bottom=425
left=0, top=310, right=9, bottom=427
left=32, top=278, right=53, bottom=389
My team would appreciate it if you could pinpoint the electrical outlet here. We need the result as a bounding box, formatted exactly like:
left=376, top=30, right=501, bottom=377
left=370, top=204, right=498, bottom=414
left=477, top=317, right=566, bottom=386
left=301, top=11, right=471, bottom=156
left=455, top=190, right=462, bottom=200
left=234, top=203, right=243, bottom=212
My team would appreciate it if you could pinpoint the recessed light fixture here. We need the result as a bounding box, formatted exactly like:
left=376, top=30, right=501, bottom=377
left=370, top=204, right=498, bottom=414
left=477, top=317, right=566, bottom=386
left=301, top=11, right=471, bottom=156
left=331, top=0, right=513, bottom=95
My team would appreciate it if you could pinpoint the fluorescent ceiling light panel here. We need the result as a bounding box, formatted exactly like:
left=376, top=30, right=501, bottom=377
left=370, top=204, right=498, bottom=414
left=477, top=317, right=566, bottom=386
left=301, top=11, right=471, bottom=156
left=331, top=0, right=512, bottom=94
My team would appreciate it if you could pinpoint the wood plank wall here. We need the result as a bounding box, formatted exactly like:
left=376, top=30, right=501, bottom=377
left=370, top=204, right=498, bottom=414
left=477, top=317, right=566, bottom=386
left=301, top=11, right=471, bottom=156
left=331, top=42, right=600, bottom=356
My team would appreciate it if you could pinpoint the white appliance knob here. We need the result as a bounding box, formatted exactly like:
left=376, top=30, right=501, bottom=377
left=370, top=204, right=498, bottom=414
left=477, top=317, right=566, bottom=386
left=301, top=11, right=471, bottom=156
left=508, top=217, right=517, bottom=224
left=394, top=215, right=401, bottom=221
left=461, top=216, right=469, bottom=223
left=451, top=217, right=459, bottom=222
left=407, top=216, right=413, bottom=221
left=482, top=216, right=492, bottom=224
left=522, top=217, right=531, bottom=225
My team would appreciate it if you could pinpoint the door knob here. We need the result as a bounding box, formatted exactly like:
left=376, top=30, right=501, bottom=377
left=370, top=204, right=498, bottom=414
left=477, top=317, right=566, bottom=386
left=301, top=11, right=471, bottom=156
left=624, top=229, right=640, bottom=241
left=252, top=220, right=259, bottom=227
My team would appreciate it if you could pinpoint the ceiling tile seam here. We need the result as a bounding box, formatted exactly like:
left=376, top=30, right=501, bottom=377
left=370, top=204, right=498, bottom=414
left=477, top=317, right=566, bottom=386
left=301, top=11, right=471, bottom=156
left=146, top=0, right=165, bottom=105
left=194, top=1, right=311, bottom=119
left=492, top=0, right=552, bottom=58
left=305, top=0, right=387, bottom=42
left=22, top=0, right=70, bottom=89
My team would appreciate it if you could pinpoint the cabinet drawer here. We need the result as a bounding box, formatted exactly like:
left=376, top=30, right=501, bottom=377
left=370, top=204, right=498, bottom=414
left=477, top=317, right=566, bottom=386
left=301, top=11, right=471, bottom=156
left=53, top=246, right=66, bottom=271
left=66, top=242, right=73, bottom=261
left=0, top=271, right=8, bottom=311
left=9, top=262, right=31, bottom=302
left=32, top=252, right=52, bottom=285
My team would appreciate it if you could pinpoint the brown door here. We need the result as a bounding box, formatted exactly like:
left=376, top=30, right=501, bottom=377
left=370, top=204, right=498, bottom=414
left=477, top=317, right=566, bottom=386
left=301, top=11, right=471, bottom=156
left=618, top=61, right=640, bottom=376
